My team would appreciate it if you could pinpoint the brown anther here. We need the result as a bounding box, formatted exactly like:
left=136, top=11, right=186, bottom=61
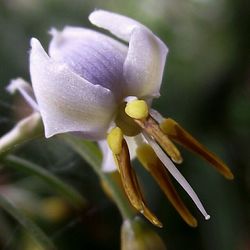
left=137, top=143, right=198, bottom=227
left=114, top=139, right=163, bottom=228
left=160, top=118, right=234, bottom=180
left=134, top=116, right=183, bottom=164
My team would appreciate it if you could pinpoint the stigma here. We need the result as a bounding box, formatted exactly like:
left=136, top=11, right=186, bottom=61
left=107, top=98, right=233, bottom=227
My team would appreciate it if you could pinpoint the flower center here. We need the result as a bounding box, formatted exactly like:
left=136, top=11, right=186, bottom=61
left=115, top=102, right=141, bottom=136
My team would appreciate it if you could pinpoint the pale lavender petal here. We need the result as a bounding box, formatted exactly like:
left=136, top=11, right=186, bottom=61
left=49, top=27, right=128, bottom=100
left=89, top=10, right=168, bottom=98
left=123, top=27, right=167, bottom=98
left=89, top=10, right=141, bottom=42
left=30, top=38, right=116, bottom=140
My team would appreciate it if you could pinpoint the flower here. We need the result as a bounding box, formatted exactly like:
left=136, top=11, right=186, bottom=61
left=4, top=10, right=233, bottom=228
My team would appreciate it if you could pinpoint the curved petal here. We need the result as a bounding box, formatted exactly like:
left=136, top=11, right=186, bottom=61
left=99, top=140, right=117, bottom=172
left=123, top=27, right=167, bottom=98
left=7, top=78, right=39, bottom=111
left=89, top=10, right=141, bottom=42
left=89, top=10, right=168, bottom=98
left=99, top=135, right=144, bottom=172
left=30, top=38, right=116, bottom=139
left=49, top=27, right=128, bottom=100
left=124, top=134, right=147, bottom=160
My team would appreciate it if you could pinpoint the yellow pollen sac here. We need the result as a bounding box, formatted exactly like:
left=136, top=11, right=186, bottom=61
left=125, top=100, right=149, bottom=119
left=107, top=127, right=123, bottom=155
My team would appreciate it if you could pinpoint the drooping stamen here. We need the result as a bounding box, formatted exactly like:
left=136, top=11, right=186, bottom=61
left=136, top=117, right=183, bottom=164
left=160, top=118, right=234, bottom=180
left=136, top=143, right=198, bottom=227
left=107, top=127, right=163, bottom=227
left=125, top=101, right=183, bottom=164
left=144, top=134, right=211, bottom=220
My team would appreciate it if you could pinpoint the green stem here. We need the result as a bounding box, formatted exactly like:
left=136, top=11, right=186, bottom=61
left=61, top=134, right=134, bottom=220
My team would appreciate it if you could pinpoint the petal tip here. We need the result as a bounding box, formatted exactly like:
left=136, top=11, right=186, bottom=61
left=48, top=27, right=59, bottom=37
left=88, top=9, right=106, bottom=23
left=44, top=128, right=55, bottom=139
left=30, top=37, right=40, bottom=48
left=6, top=78, right=21, bottom=94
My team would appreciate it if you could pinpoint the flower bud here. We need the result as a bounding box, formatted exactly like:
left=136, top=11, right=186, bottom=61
left=121, top=217, right=167, bottom=250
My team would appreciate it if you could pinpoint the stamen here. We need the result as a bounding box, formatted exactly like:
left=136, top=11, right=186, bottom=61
left=160, top=118, right=234, bottom=180
left=107, top=127, right=123, bottom=154
left=115, top=139, right=163, bottom=227
left=135, top=116, right=183, bottom=164
left=107, top=130, right=163, bottom=227
left=144, top=134, right=211, bottom=220
left=125, top=100, right=149, bottom=119
left=136, top=143, right=198, bottom=227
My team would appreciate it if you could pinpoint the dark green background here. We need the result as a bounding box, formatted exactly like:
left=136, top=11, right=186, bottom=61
left=0, top=0, right=249, bottom=249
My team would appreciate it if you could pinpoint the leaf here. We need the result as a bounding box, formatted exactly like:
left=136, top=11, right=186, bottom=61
left=0, top=194, right=57, bottom=250
left=2, top=155, right=86, bottom=209
left=61, top=134, right=135, bottom=220
left=61, top=134, right=102, bottom=171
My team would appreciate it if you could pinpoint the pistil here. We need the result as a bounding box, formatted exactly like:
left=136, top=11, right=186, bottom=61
left=136, top=143, right=198, bottom=227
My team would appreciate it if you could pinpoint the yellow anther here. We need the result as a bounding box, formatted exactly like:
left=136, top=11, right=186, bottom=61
left=107, top=127, right=123, bottom=155
left=125, top=100, right=149, bottom=119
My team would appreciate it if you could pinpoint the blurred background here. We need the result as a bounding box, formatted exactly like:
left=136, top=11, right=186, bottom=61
left=0, top=0, right=249, bottom=249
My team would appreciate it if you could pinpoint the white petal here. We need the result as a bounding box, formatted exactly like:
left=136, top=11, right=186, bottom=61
left=7, top=78, right=39, bottom=111
left=124, top=134, right=147, bottom=160
left=30, top=38, right=116, bottom=139
left=99, top=140, right=117, bottom=172
left=89, top=10, right=142, bottom=42
left=145, top=134, right=210, bottom=220
left=99, top=134, right=144, bottom=172
left=123, top=27, right=168, bottom=98
left=89, top=10, right=168, bottom=98
left=124, top=136, right=137, bottom=160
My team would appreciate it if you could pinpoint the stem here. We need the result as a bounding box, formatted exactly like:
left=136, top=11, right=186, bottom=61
left=61, top=134, right=135, bottom=220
